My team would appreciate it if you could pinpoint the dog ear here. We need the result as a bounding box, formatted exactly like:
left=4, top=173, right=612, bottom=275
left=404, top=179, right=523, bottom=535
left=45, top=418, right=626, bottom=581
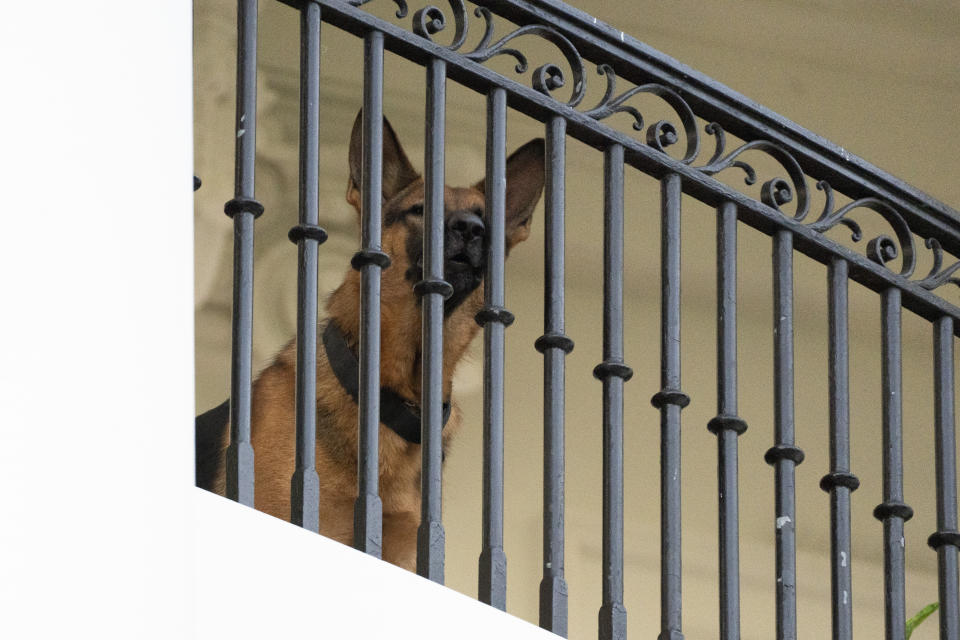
left=346, top=111, right=420, bottom=213
left=475, top=138, right=545, bottom=249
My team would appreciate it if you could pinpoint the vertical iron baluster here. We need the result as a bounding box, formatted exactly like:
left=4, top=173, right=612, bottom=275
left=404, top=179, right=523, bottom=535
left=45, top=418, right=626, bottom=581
left=287, top=1, right=325, bottom=531
left=223, top=0, right=262, bottom=506
left=595, top=143, right=632, bottom=640
left=707, top=201, right=747, bottom=640
left=353, top=30, right=389, bottom=556
left=535, top=116, right=572, bottom=637
left=930, top=316, right=960, bottom=640
left=764, top=229, right=804, bottom=640
left=477, top=87, right=511, bottom=609
left=651, top=173, right=688, bottom=640
left=819, top=257, right=859, bottom=640
left=415, top=56, right=450, bottom=583
left=874, top=288, right=912, bottom=640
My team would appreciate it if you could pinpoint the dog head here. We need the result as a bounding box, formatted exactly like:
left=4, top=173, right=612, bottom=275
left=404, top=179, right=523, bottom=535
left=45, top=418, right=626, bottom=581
left=342, top=113, right=544, bottom=334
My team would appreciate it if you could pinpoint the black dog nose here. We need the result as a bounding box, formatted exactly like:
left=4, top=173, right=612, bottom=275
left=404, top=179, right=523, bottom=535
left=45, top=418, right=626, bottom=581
left=447, top=210, right=485, bottom=240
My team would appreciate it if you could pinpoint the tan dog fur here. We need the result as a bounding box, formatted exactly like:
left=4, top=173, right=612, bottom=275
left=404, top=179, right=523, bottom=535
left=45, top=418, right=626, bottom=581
left=202, top=114, right=544, bottom=570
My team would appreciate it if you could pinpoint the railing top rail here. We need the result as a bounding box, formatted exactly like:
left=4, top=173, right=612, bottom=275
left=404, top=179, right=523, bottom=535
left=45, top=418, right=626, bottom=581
left=283, top=0, right=960, bottom=254
left=278, top=0, right=960, bottom=330
left=476, top=0, right=960, bottom=248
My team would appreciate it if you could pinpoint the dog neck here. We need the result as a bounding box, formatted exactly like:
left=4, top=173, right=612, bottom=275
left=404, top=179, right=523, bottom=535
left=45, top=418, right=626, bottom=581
left=322, top=319, right=451, bottom=443
left=326, top=276, right=423, bottom=399
left=325, top=271, right=483, bottom=401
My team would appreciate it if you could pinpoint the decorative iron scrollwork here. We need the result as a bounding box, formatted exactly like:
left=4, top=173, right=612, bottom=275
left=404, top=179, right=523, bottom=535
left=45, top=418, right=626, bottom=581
left=919, top=238, right=960, bottom=290
left=584, top=64, right=699, bottom=163
left=697, top=122, right=810, bottom=220
left=807, top=182, right=917, bottom=277
left=411, top=1, right=467, bottom=50
left=345, top=0, right=960, bottom=298
left=689, top=124, right=960, bottom=290
left=462, top=9, right=585, bottom=107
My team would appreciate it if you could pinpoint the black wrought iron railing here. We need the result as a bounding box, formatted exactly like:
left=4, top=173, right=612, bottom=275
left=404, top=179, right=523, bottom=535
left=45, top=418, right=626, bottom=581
left=199, top=1, right=960, bottom=639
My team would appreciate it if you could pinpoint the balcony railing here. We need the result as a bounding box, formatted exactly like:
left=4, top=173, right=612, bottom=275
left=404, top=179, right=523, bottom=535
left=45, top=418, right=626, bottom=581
left=195, top=1, right=960, bottom=638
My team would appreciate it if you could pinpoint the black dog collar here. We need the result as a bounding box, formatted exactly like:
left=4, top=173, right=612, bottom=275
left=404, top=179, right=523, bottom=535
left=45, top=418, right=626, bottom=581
left=322, top=320, right=451, bottom=444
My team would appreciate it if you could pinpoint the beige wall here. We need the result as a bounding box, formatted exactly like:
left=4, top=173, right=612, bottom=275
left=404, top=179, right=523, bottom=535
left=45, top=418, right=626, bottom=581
left=194, top=2, right=959, bottom=637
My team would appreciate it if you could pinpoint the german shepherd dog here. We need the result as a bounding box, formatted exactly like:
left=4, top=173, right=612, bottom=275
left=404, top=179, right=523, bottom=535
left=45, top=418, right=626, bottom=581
left=197, top=113, right=544, bottom=570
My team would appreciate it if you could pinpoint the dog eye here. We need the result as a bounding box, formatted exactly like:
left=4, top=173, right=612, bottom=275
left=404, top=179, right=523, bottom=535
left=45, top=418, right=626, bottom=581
left=384, top=204, right=423, bottom=227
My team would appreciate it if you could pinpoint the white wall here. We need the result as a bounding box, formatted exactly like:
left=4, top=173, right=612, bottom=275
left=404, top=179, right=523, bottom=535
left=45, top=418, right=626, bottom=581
left=0, top=4, right=555, bottom=638
left=0, top=2, right=195, bottom=638
left=195, top=488, right=557, bottom=639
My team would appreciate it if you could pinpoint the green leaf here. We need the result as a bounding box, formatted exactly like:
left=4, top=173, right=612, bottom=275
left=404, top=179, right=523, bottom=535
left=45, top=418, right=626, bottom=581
left=905, top=602, right=939, bottom=639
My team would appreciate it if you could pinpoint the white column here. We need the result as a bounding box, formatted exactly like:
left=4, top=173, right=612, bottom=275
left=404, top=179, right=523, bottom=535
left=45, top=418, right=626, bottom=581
left=0, top=4, right=194, bottom=638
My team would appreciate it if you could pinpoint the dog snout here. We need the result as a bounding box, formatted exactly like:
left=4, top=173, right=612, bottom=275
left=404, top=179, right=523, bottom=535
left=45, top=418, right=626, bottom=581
left=448, top=210, right=485, bottom=241
left=445, top=210, right=485, bottom=265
